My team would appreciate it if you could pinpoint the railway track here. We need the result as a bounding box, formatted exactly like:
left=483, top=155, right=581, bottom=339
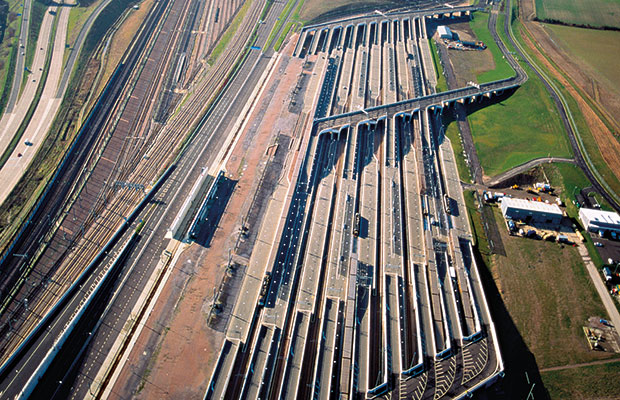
left=0, top=0, right=267, bottom=371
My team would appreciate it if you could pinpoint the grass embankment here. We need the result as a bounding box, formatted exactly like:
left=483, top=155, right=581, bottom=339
left=273, top=0, right=306, bottom=52
left=23, top=0, right=46, bottom=78
left=542, top=361, right=620, bottom=400
left=513, top=21, right=620, bottom=200
left=534, top=0, right=620, bottom=30
left=442, top=115, right=472, bottom=182
left=64, top=0, right=103, bottom=67
left=428, top=38, right=448, bottom=92
left=265, top=0, right=296, bottom=50
left=465, top=6, right=572, bottom=177
left=207, top=0, right=252, bottom=66
left=470, top=11, right=514, bottom=83
left=0, top=0, right=137, bottom=250
left=93, top=0, right=154, bottom=102
left=0, top=0, right=22, bottom=115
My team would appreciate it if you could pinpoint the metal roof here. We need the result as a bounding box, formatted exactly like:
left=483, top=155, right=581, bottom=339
left=579, top=208, right=620, bottom=226
left=437, top=25, right=452, bottom=37
left=501, top=197, right=562, bottom=215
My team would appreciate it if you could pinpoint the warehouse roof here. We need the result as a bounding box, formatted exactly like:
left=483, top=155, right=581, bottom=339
left=437, top=25, right=452, bottom=37
left=579, top=208, right=620, bottom=226
left=501, top=197, right=562, bottom=215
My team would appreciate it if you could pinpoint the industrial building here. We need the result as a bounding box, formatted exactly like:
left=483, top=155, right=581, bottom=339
left=437, top=25, right=453, bottom=39
left=579, top=208, right=620, bottom=235
left=500, top=197, right=563, bottom=225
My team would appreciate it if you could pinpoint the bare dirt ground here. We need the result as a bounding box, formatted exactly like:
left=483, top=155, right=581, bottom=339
left=109, top=39, right=305, bottom=398
left=518, top=0, right=620, bottom=179
left=438, top=21, right=495, bottom=87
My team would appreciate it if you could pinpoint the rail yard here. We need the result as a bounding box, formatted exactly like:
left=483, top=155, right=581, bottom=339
left=0, top=0, right=531, bottom=398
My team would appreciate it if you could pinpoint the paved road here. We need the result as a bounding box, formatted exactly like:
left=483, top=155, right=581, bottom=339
left=486, top=156, right=574, bottom=187
left=578, top=244, right=620, bottom=335
left=0, top=1, right=53, bottom=161
left=5, top=0, right=31, bottom=113
left=57, top=0, right=116, bottom=97
left=0, top=4, right=70, bottom=205
left=501, top=0, right=620, bottom=212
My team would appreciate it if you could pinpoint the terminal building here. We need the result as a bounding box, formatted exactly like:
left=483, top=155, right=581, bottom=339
left=579, top=208, right=620, bottom=235
left=437, top=25, right=453, bottom=40
left=500, top=197, right=563, bottom=225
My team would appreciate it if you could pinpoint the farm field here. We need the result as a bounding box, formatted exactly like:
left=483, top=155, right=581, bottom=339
left=534, top=0, right=620, bottom=29
left=513, top=0, right=620, bottom=203
left=544, top=24, right=620, bottom=110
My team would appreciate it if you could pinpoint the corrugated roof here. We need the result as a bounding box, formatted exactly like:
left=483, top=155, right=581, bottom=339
left=437, top=25, right=451, bottom=36
left=501, top=197, right=562, bottom=215
left=580, top=208, right=620, bottom=226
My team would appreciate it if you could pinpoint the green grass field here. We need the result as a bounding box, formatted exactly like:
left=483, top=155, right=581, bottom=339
left=466, top=73, right=572, bottom=177
left=489, top=205, right=614, bottom=368
left=443, top=117, right=472, bottom=182
left=469, top=12, right=514, bottom=83
left=207, top=0, right=251, bottom=66
left=464, top=6, right=573, bottom=177
left=429, top=38, right=448, bottom=92
left=535, top=0, right=620, bottom=29
left=542, top=361, right=620, bottom=400
left=545, top=24, right=620, bottom=104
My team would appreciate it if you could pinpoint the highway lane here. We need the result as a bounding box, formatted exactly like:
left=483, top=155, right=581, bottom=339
left=57, top=0, right=116, bottom=97
left=0, top=0, right=52, bottom=163
left=4, top=0, right=31, bottom=113
left=0, top=4, right=71, bottom=205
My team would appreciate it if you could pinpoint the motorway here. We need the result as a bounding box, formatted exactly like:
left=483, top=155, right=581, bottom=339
left=4, top=0, right=31, bottom=114
left=0, top=2, right=71, bottom=205
left=206, top=4, right=505, bottom=399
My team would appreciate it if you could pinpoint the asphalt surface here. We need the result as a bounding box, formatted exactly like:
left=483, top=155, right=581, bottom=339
left=499, top=0, right=620, bottom=212
left=207, top=5, right=507, bottom=398
left=5, top=0, right=31, bottom=113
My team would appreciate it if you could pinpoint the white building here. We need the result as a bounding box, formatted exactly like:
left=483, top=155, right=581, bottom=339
left=579, top=208, right=620, bottom=235
left=437, top=25, right=453, bottom=40
left=500, top=198, right=563, bottom=225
